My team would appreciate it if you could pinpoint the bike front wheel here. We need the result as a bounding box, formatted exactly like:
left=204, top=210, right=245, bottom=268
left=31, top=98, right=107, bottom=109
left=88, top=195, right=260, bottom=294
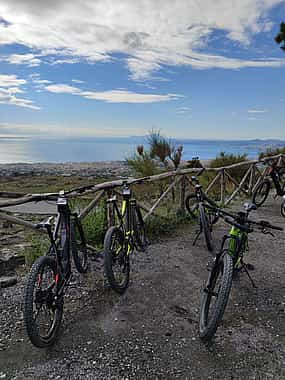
left=199, top=252, right=233, bottom=341
left=104, top=226, right=129, bottom=294
left=281, top=200, right=285, bottom=218
left=71, top=219, right=88, bottom=273
left=24, top=255, right=63, bottom=348
left=252, top=180, right=270, bottom=207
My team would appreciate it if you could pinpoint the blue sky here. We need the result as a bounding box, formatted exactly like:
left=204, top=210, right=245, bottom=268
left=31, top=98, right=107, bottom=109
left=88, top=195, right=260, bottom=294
left=0, top=0, right=285, bottom=140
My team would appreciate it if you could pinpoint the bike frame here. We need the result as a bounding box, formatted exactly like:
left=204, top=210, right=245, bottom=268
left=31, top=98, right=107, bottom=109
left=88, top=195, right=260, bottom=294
left=107, top=185, right=136, bottom=255
left=42, top=193, right=73, bottom=294
left=265, top=163, right=285, bottom=196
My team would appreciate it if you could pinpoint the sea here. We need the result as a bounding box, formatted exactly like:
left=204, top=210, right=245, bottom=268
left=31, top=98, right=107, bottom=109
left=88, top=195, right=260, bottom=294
left=0, top=136, right=284, bottom=164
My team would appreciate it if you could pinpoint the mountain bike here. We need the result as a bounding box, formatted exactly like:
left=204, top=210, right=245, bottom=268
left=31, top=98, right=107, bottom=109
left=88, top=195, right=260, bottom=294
left=185, top=169, right=219, bottom=252
left=252, top=160, right=285, bottom=207
left=199, top=202, right=282, bottom=341
left=104, top=181, right=147, bottom=294
left=24, top=190, right=88, bottom=348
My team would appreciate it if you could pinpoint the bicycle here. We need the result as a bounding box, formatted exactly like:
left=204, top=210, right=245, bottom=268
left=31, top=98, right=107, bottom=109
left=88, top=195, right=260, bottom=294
left=252, top=159, right=285, bottom=207
left=185, top=169, right=219, bottom=252
left=104, top=181, right=147, bottom=294
left=24, top=190, right=88, bottom=348
left=199, top=202, right=282, bottom=341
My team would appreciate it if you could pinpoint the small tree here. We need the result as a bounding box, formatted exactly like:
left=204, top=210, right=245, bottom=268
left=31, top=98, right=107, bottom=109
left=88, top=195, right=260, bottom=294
left=126, top=145, right=158, bottom=177
left=148, top=129, right=171, bottom=168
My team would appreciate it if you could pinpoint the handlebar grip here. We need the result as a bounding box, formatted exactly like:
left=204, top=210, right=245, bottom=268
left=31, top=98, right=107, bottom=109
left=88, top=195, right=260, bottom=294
left=224, top=217, right=253, bottom=233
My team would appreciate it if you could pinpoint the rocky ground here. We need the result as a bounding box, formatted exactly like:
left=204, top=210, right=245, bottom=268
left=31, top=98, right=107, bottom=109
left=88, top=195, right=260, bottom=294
left=0, top=197, right=284, bottom=379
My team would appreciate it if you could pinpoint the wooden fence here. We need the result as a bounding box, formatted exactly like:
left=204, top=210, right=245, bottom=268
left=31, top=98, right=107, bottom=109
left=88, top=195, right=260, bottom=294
left=0, top=154, right=284, bottom=240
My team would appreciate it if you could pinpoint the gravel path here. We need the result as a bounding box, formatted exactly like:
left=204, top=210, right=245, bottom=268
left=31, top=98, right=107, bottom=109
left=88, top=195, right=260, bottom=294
left=0, top=197, right=284, bottom=379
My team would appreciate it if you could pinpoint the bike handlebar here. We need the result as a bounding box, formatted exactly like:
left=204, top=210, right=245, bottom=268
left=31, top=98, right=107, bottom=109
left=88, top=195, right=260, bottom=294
left=224, top=217, right=253, bottom=233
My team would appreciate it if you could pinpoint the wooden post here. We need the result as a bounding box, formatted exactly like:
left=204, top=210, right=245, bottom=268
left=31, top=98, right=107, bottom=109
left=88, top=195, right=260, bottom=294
left=180, top=175, right=186, bottom=213
left=225, top=165, right=252, bottom=205
left=205, top=172, right=221, bottom=194
left=106, top=190, right=115, bottom=228
left=78, top=190, right=105, bottom=221
left=143, top=177, right=181, bottom=221
left=220, top=169, right=225, bottom=205
left=248, top=164, right=255, bottom=196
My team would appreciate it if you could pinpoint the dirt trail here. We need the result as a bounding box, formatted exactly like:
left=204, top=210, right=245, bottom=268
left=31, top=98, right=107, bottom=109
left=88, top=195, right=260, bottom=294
left=0, top=197, right=284, bottom=379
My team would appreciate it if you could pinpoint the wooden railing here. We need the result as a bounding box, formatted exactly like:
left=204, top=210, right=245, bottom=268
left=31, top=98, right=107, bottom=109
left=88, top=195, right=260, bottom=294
left=0, top=154, right=284, bottom=237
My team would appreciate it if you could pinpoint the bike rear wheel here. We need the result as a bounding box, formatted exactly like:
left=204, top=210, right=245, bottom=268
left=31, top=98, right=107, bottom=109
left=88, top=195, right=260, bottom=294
left=199, top=204, right=213, bottom=252
left=71, top=219, right=88, bottom=273
left=24, top=255, right=63, bottom=348
left=104, top=226, right=129, bottom=294
left=252, top=180, right=270, bottom=207
left=199, top=252, right=233, bottom=341
left=185, top=194, right=198, bottom=219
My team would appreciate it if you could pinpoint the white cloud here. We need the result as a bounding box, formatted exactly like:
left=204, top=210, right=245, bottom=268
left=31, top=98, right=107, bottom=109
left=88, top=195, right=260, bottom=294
left=247, top=108, right=268, bottom=113
left=176, top=106, right=191, bottom=114
left=45, top=84, right=81, bottom=94
left=44, top=82, right=179, bottom=103
left=0, top=74, right=26, bottom=87
left=72, top=79, right=85, bottom=84
left=0, top=74, right=40, bottom=110
left=5, top=53, right=41, bottom=66
left=0, top=0, right=284, bottom=80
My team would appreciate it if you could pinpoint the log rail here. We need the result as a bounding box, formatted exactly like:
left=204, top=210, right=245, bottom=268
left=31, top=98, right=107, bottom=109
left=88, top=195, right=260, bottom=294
left=0, top=153, right=284, bottom=234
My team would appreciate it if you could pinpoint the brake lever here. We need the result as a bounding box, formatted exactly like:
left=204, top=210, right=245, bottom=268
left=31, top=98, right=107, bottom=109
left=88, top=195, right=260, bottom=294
left=262, top=228, right=275, bottom=237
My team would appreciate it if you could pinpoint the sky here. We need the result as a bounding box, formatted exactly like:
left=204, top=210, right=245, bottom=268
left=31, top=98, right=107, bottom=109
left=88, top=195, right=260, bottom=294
left=0, top=0, right=285, bottom=140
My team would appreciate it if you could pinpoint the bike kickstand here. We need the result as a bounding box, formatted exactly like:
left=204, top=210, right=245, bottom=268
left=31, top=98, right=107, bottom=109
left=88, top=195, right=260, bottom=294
left=242, top=261, right=257, bottom=288
left=193, top=229, right=202, bottom=246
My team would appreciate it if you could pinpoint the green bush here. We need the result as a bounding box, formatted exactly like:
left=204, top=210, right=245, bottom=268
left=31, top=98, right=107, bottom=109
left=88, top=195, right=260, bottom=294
left=24, top=234, right=50, bottom=266
left=126, top=151, right=159, bottom=177
left=259, top=146, right=285, bottom=160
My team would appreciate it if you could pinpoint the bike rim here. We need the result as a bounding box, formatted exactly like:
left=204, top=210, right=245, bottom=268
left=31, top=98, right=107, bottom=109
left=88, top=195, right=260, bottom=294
left=32, top=266, right=59, bottom=340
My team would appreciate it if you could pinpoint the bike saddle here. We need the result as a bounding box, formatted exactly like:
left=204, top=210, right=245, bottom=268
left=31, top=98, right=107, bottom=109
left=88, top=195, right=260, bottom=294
left=243, top=202, right=257, bottom=212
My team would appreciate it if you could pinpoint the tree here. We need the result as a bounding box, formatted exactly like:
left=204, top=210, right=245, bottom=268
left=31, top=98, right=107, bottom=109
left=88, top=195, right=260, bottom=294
left=275, top=22, right=285, bottom=51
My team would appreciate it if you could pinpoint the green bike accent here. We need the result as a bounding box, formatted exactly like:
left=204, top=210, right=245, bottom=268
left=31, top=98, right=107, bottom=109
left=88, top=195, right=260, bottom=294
left=228, top=226, right=241, bottom=256
left=121, top=200, right=127, bottom=216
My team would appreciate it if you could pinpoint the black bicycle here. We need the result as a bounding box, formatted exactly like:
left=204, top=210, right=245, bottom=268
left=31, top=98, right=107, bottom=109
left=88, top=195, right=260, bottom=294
left=199, top=202, right=282, bottom=341
left=24, top=190, right=88, bottom=348
left=185, top=169, right=219, bottom=252
left=252, top=159, right=285, bottom=207
left=104, top=181, right=147, bottom=294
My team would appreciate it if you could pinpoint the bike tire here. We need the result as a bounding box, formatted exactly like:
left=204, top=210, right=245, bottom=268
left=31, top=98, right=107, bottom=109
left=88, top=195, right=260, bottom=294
left=252, top=180, right=270, bottom=207
left=281, top=200, right=285, bottom=218
left=199, top=252, right=233, bottom=341
left=104, top=226, right=129, bottom=294
left=199, top=204, right=213, bottom=252
left=185, top=194, right=198, bottom=219
left=24, top=255, right=63, bottom=348
left=132, top=204, right=147, bottom=251
left=71, top=220, right=88, bottom=273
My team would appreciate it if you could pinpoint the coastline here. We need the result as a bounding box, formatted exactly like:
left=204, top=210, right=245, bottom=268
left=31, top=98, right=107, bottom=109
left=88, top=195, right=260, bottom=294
left=0, top=161, right=132, bottom=178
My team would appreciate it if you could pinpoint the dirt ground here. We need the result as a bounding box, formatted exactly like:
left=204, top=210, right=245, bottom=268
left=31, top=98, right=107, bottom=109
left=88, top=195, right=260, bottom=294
left=0, top=196, right=284, bottom=379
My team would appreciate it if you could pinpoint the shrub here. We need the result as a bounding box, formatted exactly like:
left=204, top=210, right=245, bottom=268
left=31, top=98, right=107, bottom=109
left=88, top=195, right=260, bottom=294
left=24, top=234, right=50, bottom=266
left=259, top=146, right=285, bottom=160
left=126, top=150, right=159, bottom=177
